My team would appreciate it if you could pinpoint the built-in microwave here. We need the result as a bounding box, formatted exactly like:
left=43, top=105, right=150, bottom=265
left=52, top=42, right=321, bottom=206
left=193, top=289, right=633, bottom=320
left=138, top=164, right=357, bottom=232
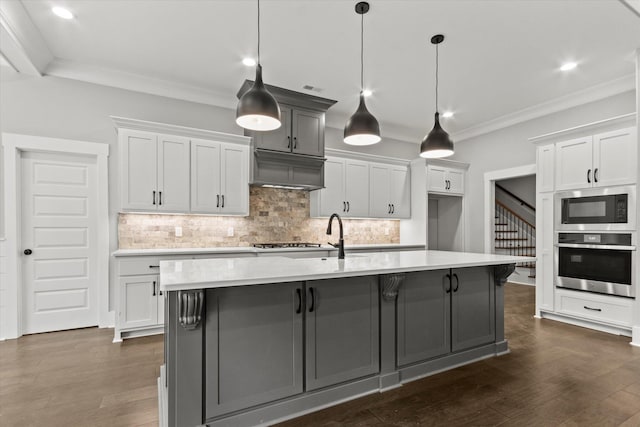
left=555, top=186, right=635, bottom=231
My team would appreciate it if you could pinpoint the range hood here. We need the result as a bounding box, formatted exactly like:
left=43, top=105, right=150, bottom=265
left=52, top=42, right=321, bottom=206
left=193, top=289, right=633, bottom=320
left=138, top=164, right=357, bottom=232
left=237, top=81, right=337, bottom=191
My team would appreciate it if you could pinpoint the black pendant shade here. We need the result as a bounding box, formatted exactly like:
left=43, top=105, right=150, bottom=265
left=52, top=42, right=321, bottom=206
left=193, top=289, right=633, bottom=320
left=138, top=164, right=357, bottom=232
left=344, top=1, right=380, bottom=146
left=236, top=64, right=281, bottom=131
left=344, top=92, right=381, bottom=145
left=420, top=34, right=454, bottom=158
left=419, top=112, right=454, bottom=158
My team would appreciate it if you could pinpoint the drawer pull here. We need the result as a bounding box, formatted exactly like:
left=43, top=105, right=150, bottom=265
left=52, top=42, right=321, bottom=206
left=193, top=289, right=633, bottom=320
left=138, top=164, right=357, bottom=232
left=149, top=265, right=160, bottom=268
left=583, top=305, right=602, bottom=312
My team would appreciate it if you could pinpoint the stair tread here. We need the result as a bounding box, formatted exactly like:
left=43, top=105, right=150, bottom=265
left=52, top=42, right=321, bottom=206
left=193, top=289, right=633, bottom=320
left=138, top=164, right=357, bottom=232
left=495, top=238, right=528, bottom=241
left=495, top=223, right=508, bottom=226
left=495, top=246, right=536, bottom=249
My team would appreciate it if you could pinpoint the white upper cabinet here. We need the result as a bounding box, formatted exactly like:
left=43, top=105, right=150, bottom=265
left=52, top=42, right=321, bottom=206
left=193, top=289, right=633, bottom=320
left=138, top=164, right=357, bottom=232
left=427, top=165, right=465, bottom=196
left=157, top=134, right=191, bottom=212
left=310, top=154, right=409, bottom=219
left=116, top=117, right=251, bottom=215
left=121, top=129, right=189, bottom=213
left=593, top=127, right=637, bottom=188
left=311, top=157, right=369, bottom=217
left=555, top=127, right=636, bottom=191
left=190, top=139, right=249, bottom=216
left=369, top=163, right=410, bottom=218
left=536, top=143, right=555, bottom=193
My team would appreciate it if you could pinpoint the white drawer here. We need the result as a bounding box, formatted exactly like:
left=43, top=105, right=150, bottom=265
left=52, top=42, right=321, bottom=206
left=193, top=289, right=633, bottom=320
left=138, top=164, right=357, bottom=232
left=556, top=290, right=632, bottom=326
left=118, top=256, right=162, bottom=276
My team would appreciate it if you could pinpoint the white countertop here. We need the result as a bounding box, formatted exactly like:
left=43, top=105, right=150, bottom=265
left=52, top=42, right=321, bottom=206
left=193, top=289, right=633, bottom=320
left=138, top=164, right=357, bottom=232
left=160, top=250, right=535, bottom=291
left=112, top=243, right=425, bottom=257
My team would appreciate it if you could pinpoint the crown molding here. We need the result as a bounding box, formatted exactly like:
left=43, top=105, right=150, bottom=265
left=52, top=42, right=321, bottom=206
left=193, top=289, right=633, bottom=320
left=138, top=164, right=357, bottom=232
left=110, top=116, right=250, bottom=145
left=452, top=73, right=636, bottom=143
left=46, top=58, right=237, bottom=110
left=618, top=0, right=640, bottom=18
left=325, top=148, right=410, bottom=166
left=528, top=113, right=636, bottom=144
left=0, top=0, right=53, bottom=76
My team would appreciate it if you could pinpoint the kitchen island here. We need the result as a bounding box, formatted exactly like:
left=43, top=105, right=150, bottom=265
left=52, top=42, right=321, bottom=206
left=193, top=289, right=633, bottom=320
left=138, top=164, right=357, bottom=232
left=159, top=250, right=534, bottom=427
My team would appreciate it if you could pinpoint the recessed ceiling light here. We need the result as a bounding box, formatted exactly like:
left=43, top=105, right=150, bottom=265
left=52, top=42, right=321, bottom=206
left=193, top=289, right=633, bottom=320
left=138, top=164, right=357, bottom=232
left=242, top=58, right=256, bottom=67
left=362, top=89, right=372, bottom=97
left=52, top=6, right=74, bottom=20
left=442, top=111, right=454, bottom=118
left=560, top=62, right=577, bottom=71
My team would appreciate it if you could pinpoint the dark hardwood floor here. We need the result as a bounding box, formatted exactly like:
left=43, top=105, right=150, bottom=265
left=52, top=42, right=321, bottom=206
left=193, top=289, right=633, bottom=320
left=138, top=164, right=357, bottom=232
left=1, top=284, right=639, bottom=426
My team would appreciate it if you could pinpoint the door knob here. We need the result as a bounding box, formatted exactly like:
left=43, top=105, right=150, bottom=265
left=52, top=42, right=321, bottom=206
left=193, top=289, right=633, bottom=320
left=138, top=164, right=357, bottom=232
left=24, top=249, right=33, bottom=255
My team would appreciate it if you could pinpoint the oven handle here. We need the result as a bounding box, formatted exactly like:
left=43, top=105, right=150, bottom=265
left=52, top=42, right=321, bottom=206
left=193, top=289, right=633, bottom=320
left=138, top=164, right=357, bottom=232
left=556, top=243, right=636, bottom=251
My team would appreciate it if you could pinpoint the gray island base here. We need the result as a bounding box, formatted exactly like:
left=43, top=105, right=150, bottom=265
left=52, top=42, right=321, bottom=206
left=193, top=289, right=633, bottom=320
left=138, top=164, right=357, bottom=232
left=158, top=250, right=532, bottom=427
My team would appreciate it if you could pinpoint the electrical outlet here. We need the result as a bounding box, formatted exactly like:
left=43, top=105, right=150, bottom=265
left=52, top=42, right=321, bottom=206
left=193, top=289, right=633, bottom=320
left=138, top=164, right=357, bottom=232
left=384, top=228, right=390, bottom=236
left=227, top=227, right=234, bottom=237
left=175, top=226, right=183, bottom=237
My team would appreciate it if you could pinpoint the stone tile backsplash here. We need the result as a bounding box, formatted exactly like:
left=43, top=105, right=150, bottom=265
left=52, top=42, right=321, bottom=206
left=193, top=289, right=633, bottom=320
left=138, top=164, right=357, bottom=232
left=118, top=187, right=400, bottom=248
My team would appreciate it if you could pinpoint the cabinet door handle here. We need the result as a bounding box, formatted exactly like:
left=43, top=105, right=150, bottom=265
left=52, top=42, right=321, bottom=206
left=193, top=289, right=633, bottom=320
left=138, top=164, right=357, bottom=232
left=152, top=281, right=156, bottom=296
left=308, top=287, right=315, bottom=312
left=293, top=136, right=297, bottom=149
left=452, top=273, right=460, bottom=292
left=152, top=190, right=156, bottom=205
left=158, top=191, right=162, bottom=205
left=444, top=274, right=452, bottom=293
left=287, top=135, right=291, bottom=149
left=445, top=180, right=448, bottom=190
left=149, top=265, right=160, bottom=269
left=159, top=283, right=163, bottom=296
left=583, top=305, right=602, bottom=312
left=343, top=201, right=346, bottom=212
left=346, top=201, right=350, bottom=212
left=391, top=204, right=395, bottom=214
left=587, top=169, right=591, bottom=184
left=296, top=288, right=302, bottom=314
left=221, top=195, right=225, bottom=208
left=594, top=168, right=598, bottom=183
left=388, top=204, right=391, bottom=214
left=216, top=194, right=220, bottom=208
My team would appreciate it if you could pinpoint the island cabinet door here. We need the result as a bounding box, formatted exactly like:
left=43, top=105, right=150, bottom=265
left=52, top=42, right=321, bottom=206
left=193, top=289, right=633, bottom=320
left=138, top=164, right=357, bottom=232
left=396, top=270, right=451, bottom=367
left=305, top=276, right=380, bottom=391
left=451, top=267, right=496, bottom=352
left=204, top=282, right=304, bottom=419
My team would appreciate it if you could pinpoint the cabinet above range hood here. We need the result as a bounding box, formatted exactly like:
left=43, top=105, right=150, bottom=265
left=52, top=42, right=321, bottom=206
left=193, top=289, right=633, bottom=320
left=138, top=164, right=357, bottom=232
left=237, top=81, right=337, bottom=190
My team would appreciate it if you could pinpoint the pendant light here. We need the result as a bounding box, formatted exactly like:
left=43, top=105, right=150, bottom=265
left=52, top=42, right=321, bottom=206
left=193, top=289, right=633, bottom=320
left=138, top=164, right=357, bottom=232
left=344, top=2, right=381, bottom=146
left=420, top=34, right=454, bottom=158
left=236, top=0, right=281, bottom=131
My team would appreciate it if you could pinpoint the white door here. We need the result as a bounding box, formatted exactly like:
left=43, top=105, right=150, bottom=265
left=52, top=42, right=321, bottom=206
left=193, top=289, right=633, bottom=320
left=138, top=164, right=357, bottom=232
left=447, top=169, right=465, bottom=195
left=220, top=143, right=249, bottom=215
left=119, top=275, right=158, bottom=330
left=427, top=165, right=447, bottom=192
left=593, top=127, right=637, bottom=188
left=390, top=166, right=411, bottom=217
left=344, top=160, right=369, bottom=217
left=157, top=134, right=190, bottom=212
left=21, top=151, right=98, bottom=334
left=320, top=158, right=346, bottom=216
left=369, top=163, right=391, bottom=218
left=555, top=136, right=593, bottom=190
left=121, top=129, right=157, bottom=211
left=191, top=139, right=222, bottom=214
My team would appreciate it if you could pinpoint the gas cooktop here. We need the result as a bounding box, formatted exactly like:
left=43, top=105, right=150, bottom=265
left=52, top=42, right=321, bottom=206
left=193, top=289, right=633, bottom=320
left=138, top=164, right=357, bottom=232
left=253, top=242, right=322, bottom=249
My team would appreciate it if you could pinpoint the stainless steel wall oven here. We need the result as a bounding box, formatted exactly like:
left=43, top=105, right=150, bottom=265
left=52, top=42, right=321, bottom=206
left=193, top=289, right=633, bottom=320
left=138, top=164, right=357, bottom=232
left=555, top=232, right=636, bottom=298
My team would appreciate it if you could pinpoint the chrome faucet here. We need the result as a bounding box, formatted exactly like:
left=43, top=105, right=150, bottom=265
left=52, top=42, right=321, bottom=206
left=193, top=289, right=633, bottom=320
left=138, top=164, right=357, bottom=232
left=327, top=213, right=345, bottom=259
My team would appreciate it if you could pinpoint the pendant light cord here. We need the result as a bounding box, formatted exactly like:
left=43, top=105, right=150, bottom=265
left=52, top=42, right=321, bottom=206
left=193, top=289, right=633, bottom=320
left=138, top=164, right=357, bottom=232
left=257, top=0, right=261, bottom=65
left=360, top=11, right=364, bottom=92
left=435, top=42, right=439, bottom=112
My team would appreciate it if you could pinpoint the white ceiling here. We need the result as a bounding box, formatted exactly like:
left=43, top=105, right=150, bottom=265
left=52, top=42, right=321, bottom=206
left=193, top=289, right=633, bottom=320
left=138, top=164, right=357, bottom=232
left=5, top=0, right=640, bottom=143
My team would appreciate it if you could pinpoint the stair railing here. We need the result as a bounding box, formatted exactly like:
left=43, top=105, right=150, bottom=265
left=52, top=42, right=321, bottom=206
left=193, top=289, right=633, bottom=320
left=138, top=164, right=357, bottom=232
left=495, top=200, right=536, bottom=275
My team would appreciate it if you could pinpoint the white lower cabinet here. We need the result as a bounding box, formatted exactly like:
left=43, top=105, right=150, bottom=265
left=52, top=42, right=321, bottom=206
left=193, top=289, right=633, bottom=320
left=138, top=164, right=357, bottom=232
left=119, top=274, right=162, bottom=330
left=555, top=289, right=632, bottom=327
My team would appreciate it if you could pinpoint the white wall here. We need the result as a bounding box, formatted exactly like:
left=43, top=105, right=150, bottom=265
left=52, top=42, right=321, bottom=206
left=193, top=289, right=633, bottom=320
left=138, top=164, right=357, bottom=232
left=496, top=175, right=536, bottom=208
left=450, top=90, right=636, bottom=252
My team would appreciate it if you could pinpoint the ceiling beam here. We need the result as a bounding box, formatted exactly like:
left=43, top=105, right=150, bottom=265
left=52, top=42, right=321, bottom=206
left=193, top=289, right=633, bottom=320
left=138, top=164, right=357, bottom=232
left=0, top=0, right=53, bottom=76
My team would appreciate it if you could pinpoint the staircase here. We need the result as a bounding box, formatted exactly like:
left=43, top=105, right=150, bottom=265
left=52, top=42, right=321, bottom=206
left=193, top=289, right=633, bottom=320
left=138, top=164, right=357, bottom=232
left=494, top=188, right=536, bottom=280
